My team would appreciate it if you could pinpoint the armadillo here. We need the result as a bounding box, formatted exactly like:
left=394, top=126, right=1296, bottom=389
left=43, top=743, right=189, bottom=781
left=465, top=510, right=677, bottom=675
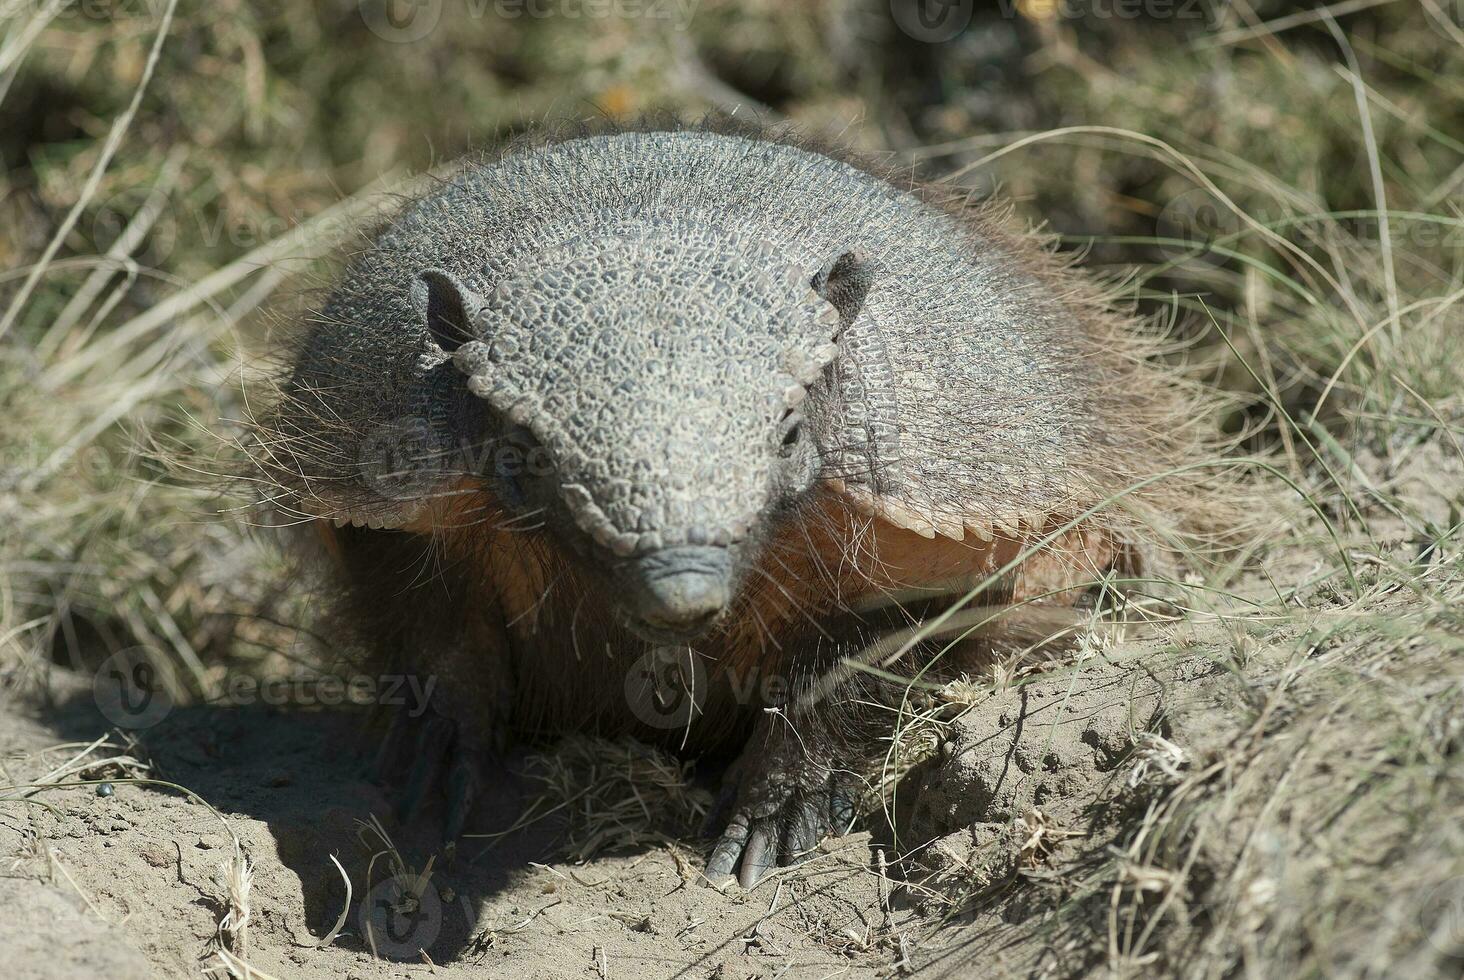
left=256, top=120, right=1214, bottom=888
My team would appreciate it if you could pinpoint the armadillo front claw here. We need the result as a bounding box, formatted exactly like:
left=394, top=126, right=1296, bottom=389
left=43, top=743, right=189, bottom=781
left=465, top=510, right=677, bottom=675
left=704, top=778, right=854, bottom=889
left=705, top=812, right=752, bottom=880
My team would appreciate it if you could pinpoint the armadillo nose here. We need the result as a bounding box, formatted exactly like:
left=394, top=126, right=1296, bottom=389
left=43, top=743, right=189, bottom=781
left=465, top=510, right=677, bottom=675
left=631, top=546, right=733, bottom=636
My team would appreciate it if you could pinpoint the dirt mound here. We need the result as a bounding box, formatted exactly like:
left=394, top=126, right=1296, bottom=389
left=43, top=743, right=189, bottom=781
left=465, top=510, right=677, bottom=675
left=0, top=678, right=906, bottom=979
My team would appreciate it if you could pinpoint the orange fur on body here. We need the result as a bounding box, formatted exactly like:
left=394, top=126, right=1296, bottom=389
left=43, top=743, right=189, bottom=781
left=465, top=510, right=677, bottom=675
left=719, top=490, right=1125, bottom=681
left=324, top=477, right=1127, bottom=749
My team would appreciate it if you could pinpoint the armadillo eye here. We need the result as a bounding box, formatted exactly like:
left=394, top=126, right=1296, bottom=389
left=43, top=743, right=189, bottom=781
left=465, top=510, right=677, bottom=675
left=494, top=425, right=543, bottom=505
left=504, top=424, right=539, bottom=452
left=778, top=412, right=804, bottom=456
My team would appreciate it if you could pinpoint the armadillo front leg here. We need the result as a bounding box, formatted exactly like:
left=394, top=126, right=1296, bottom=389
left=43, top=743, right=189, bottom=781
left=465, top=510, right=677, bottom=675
left=703, top=597, right=951, bottom=888
left=388, top=684, right=511, bottom=854
left=704, top=702, right=862, bottom=889
left=380, top=610, right=516, bottom=856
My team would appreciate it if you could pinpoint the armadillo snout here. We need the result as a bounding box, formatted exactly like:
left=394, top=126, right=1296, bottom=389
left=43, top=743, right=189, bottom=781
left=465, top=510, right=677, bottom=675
left=624, top=546, right=733, bottom=640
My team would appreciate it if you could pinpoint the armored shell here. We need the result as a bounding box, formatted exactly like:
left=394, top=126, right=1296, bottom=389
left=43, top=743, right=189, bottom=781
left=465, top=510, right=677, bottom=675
left=276, top=126, right=1184, bottom=550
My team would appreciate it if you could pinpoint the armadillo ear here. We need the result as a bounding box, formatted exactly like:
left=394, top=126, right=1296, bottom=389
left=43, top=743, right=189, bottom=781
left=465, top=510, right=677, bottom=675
left=811, top=250, right=873, bottom=329
left=417, top=269, right=483, bottom=353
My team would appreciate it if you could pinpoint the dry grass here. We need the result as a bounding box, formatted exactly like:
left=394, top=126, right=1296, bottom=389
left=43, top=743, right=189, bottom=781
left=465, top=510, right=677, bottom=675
left=476, top=735, right=714, bottom=863
left=1, top=1, right=1461, bottom=977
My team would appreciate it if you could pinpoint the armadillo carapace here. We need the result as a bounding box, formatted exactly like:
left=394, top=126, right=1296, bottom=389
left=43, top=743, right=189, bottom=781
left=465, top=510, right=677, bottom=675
left=258, top=120, right=1209, bottom=887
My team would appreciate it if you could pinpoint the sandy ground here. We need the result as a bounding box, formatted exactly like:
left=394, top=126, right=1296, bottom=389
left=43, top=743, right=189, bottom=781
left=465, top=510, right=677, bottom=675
left=0, top=641, right=1204, bottom=980
left=1, top=670, right=903, bottom=979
